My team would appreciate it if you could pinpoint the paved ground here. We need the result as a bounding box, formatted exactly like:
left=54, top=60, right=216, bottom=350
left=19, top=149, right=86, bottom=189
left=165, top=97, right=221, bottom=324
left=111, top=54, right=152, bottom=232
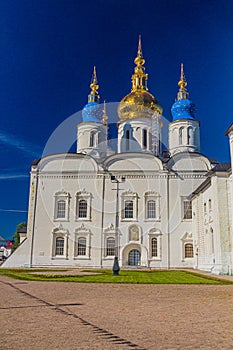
left=0, top=275, right=233, bottom=350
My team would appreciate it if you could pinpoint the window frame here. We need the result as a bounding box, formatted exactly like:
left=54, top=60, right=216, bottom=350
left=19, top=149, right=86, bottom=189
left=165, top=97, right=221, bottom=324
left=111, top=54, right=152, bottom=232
left=77, top=237, right=87, bottom=256
left=55, top=237, right=64, bottom=256
left=76, top=190, right=92, bottom=221
left=124, top=200, right=134, bottom=219
left=106, top=237, right=116, bottom=256
left=147, top=200, right=156, bottom=219
left=52, top=226, right=69, bottom=259
left=148, top=229, right=162, bottom=260
left=182, top=197, right=192, bottom=220
left=181, top=232, right=194, bottom=261
left=54, top=191, right=70, bottom=222
left=184, top=243, right=194, bottom=258
left=121, top=191, right=138, bottom=221
left=144, top=192, right=160, bottom=221
left=74, top=224, right=91, bottom=259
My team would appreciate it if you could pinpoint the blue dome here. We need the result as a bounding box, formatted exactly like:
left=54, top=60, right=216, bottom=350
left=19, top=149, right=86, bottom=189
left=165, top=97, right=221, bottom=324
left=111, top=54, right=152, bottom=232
left=82, top=102, right=103, bottom=123
left=171, top=99, right=195, bottom=120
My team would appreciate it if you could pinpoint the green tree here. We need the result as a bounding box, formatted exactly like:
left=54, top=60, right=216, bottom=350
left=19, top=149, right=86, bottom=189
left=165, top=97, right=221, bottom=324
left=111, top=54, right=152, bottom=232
left=12, top=222, right=27, bottom=249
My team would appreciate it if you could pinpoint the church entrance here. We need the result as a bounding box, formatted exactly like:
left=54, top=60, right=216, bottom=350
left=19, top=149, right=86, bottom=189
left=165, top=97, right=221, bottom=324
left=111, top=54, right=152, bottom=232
left=128, top=249, right=141, bottom=266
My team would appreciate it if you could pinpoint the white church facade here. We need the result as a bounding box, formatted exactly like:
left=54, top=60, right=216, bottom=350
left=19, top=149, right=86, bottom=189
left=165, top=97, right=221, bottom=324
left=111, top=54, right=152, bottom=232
left=3, top=39, right=233, bottom=275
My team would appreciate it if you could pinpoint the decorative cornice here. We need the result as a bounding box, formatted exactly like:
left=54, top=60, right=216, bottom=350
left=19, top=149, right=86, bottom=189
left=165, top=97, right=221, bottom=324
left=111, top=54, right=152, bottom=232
left=75, top=223, right=91, bottom=233
left=104, top=223, right=115, bottom=233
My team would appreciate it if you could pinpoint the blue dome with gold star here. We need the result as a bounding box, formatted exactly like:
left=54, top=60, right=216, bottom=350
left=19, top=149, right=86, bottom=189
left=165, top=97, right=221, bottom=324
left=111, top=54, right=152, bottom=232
left=171, top=99, right=195, bottom=120
left=82, top=102, right=102, bottom=123
left=82, top=66, right=102, bottom=123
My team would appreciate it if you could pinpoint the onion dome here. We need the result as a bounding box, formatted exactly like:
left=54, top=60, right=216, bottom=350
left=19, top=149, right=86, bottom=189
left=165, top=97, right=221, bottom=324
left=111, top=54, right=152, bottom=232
left=118, top=36, right=162, bottom=121
left=82, top=67, right=103, bottom=123
left=171, top=64, right=195, bottom=120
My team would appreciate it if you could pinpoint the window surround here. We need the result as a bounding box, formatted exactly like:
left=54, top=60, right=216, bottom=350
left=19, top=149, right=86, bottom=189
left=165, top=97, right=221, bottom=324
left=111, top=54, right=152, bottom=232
left=148, top=228, right=162, bottom=260
left=121, top=190, right=138, bottom=221
left=181, top=232, right=194, bottom=261
left=76, top=189, right=92, bottom=221
left=54, top=190, right=70, bottom=222
left=52, top=225, right=69, bottom=259
left=74, top=223, right=91, bottom=259
left=181, top=197, right=192, bottom=221
left=144, top=191, right=160, bottom=221
left=103, top=223, right=117, bottom=259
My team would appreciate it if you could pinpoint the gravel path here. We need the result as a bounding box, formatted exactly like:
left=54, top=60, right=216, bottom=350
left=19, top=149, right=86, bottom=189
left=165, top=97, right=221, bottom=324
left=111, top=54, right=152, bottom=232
left=0, top=275, right=233, bottom=350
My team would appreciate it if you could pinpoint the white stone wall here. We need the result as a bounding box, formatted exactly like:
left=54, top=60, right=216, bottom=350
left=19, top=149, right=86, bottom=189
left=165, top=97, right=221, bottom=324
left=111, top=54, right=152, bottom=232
left=77, top=122, right=107, bottom=159
left=192, top=174, right=233, bottom=275
left=118, top=118, right=161, bottom=154
left=169, top=119, right=200, bottom=156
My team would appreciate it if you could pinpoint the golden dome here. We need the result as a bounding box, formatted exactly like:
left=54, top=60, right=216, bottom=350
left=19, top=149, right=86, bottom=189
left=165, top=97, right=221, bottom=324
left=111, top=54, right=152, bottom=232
left=118, top=90, right=162, bottom=121
left=118, top=36, right=162, bottom=122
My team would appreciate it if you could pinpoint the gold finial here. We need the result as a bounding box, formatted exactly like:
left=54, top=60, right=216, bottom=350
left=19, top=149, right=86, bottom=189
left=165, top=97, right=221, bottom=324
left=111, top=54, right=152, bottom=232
left=177, top=63, right=188, bottom=100
left=88, top=66, right=100, bottom=103
left=131, top=36, right=148, bottom=91
left=102, top=100, right=108, bottom=125
left=138, top=35, right=142, bottom=54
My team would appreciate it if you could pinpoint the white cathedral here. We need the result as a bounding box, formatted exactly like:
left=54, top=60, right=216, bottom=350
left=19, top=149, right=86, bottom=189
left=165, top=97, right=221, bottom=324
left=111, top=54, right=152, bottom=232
left=3, top=39, right=233, bottom=275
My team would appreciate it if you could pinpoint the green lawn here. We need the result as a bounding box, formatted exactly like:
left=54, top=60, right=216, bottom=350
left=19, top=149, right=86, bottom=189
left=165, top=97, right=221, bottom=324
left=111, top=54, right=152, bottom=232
left=0, top=268, right=232, bottom=284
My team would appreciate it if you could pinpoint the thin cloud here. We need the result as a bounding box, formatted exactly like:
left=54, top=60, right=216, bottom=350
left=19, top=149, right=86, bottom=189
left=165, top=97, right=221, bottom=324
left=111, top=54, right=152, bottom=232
left=0, top=209, right=27, bottom=213
left=0, top=129, right=42, bottom=158
left=0, top=173, right=29, bottom=180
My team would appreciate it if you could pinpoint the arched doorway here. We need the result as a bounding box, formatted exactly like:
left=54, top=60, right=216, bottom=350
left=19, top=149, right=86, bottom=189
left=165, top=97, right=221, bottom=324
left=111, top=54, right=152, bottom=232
left=128, top=249, right=141, bottom=266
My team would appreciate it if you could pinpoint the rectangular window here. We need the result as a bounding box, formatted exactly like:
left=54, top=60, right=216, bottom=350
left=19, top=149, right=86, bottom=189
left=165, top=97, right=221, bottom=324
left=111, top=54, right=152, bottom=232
left=77, top=238, right=86, bottom=255
left=124, top=200, right=134, bottom=219
left=106, top=238, right=115, bottom=256
left=183, top=200, right=192, bottom=219
left=57, top=201, right=66, bottom=219
left=78, top=200, right=87, bottom=218
left=151, top=237, right=158, bottom=257
left=147, top=200, right=156, bottom=219
left=55, top=237, right=64, bottom=255
left=184, top=243, right=193, bottom=258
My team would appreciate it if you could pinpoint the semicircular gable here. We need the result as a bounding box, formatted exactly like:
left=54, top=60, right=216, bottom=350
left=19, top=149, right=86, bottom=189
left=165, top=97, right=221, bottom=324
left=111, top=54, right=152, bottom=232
left=104, top=153, right=163, bottom=172
left=167, top=153, right=212, bottom=172
left=38, top=153, right=99, bottom=173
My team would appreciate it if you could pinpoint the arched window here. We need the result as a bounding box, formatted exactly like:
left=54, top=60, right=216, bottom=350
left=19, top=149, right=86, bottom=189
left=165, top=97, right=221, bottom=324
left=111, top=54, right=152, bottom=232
left=124, top=200, right=133, bottom=219
left=187, top=126, right=193, bottom=145
left=142, top=129, right=147, bottom=149
left=151, top=237, right=158, bottom=257
left=184, top=243, right=193, bottom=258
left=209, top=199, right=212, bottom=211
left=126, top=129, right=130, bottom=151
left=179, top=127, right=183, bottom=145
left=204, top=202, right=207, bottom=214
left=77, top=237, right=86, bottom=256
left=78, top=200, right=87, bottom=218
left=90, top=131, right=95, bottom=147
left=210, top=227, right=214, bottom=254
left=55, top=237, right=64, bottom=255
left=57, top=200, right=66, bottom=219
left=147, top=200, right=156, bottom=219
left=106, top=237, right=115, bottom=256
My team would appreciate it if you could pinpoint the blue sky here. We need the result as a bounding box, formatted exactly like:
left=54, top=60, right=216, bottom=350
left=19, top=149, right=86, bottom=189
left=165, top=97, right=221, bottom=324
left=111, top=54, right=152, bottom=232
left=1, top=0, right=233, bottom=239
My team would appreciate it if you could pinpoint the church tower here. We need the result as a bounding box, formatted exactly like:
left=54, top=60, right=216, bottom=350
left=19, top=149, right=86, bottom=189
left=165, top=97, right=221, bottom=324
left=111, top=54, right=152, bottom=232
left=77, top=67, right=108, bottom=159
left=117, top=37, right=163, bottom=155
left=169, top=64, right=200, bottom=156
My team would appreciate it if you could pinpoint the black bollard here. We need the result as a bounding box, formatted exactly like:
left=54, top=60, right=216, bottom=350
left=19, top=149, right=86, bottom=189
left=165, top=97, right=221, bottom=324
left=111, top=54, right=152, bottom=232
left=112, top=256, right=120, bottom=276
